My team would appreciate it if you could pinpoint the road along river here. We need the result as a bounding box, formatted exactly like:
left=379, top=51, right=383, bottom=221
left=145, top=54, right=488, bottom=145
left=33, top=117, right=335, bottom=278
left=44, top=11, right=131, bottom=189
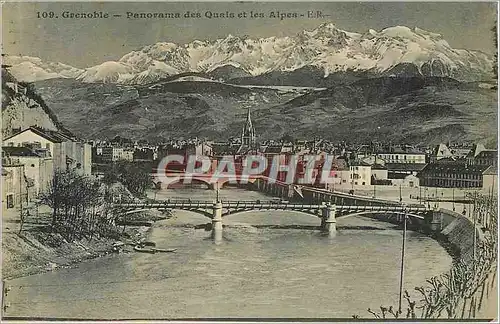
left=5, top=188, right=453, bottom=319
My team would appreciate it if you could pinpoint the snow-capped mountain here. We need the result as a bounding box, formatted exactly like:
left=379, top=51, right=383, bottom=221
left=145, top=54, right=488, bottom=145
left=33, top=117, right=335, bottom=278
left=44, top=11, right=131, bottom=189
left=3, top=55, right=84, bottom=82
left=5, top=23, right=494, bottom=84
left=75, top=61, right=134, bottom=83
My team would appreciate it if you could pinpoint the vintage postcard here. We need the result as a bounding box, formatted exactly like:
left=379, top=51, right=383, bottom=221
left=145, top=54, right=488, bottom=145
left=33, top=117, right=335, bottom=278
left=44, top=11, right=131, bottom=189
left=1, top=1, right=498, bottom=321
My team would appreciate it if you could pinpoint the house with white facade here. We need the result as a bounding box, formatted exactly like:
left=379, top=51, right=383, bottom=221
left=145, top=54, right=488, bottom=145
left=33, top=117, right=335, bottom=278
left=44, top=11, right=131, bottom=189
left=2, top=147, right=53, bottom=197
left=3, top=127, right=91, bottom=175
left=350, top=161, right=372, bottom=186
left=377, top=146, right=426, bottom=164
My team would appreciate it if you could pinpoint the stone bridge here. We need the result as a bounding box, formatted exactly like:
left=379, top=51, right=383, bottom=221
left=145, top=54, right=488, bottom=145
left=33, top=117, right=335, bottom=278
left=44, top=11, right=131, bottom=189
left=153, top=172, right=259, bottom=190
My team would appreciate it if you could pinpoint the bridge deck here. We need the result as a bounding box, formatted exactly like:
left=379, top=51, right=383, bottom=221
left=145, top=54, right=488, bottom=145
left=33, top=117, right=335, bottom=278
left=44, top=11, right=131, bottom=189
left=114, top=200, right=429, bottom=213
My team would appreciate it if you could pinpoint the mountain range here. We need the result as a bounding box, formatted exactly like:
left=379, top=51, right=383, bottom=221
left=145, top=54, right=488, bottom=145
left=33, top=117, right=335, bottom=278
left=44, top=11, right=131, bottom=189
left=4, top=23, right=494, bottom=85
left=3, top=23, right=497, bottom=146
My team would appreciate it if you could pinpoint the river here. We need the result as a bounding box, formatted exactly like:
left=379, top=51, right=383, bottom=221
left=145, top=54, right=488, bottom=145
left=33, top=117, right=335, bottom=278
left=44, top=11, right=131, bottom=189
left=5, top=188, right=453, bottom=319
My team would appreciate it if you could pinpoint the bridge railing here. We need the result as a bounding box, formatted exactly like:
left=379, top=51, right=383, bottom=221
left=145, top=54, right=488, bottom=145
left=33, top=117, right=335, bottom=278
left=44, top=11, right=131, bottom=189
left=113, top=200, right=429, bottom=212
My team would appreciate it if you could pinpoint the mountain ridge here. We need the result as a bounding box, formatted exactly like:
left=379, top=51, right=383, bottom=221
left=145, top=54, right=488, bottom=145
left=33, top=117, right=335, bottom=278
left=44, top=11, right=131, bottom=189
left=5, top=23, right=493, bottom=85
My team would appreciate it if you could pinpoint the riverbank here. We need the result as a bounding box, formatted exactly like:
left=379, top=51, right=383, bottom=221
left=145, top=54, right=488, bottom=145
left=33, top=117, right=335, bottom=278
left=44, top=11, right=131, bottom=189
left=1, top=210, right=168, bottom=280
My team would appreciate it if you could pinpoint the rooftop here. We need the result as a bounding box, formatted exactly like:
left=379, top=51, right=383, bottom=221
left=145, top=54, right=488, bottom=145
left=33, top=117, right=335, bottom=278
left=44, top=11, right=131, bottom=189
left=350, top=161, right=371, bottom=167
left=371, top=163, right=388, bottom=170
left=483, top=165, right=498, bottom=175
left=2, top=146, right=41, bottom=157
left=385, top=163, right=427, bottom=172
left=419, top=162, right=491, bottom=174
left=4, top=126, right=75, bottom=143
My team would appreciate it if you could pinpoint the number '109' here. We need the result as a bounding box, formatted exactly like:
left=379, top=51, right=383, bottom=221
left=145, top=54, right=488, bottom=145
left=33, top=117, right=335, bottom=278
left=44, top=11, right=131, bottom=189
left=37, top=11, right=56, bottom=18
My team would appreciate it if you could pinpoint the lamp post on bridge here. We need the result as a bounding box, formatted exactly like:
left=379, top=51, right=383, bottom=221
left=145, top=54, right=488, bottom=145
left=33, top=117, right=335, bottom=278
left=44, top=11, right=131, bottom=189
left=398, top=205, right=408, bottom=315
left=452, top=187, right=455, bottom=211
left=212, top=181, right=223, bottom=244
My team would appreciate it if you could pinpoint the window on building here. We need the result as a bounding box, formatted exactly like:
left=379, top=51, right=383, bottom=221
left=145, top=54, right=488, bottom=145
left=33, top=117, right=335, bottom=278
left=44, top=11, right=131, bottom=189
left=6, top=195, right=14, bottom=208
left=31, top=164, right=35, bottom=167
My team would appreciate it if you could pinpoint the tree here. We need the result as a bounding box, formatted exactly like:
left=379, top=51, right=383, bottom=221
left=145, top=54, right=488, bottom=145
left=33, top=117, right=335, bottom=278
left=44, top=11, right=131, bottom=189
left=40, top=170, right=106, bottom=240
left=280, top=134, right=294, bottom=143
left=102, top=161, right=153, bottom=197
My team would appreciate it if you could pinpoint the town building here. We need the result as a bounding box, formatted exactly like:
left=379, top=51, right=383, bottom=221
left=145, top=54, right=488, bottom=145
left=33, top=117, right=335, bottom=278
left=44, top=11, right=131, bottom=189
left=2, top=146, right=54, bottom=197
left=1, top=160, right=27, bottom=213
left=376, top=146, right=426, bottom=164
left=371, top=164, right=389, bottom=184
left=466, top=144, right=497, bottom=168
left=449, top=144, right=473, bottom=159
left=482, top=166, right=498, bottom=192
left=430, top=143, right=454, bottom=163
left=417, top=162, right=492, bottom=188
left=386, top=163, right=427, bottom=179
left=390, top=174, right=420, bottom=188
left=3, top=127, right=91, bottom=175
left=157, top=142, right=213, bottom=161
left=101, top=147, right=135, bottom=162
left=350, top=161, right=372, bottom=186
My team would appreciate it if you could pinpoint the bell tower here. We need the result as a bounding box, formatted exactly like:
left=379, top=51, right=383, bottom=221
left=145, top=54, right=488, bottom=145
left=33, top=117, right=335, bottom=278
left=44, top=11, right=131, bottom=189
left=238, top=107, right=256, bottom=153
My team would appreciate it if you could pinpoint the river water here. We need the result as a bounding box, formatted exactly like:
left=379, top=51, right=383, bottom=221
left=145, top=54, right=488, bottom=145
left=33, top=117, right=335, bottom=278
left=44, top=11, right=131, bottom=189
left=5, top=188, right=453, bottom=319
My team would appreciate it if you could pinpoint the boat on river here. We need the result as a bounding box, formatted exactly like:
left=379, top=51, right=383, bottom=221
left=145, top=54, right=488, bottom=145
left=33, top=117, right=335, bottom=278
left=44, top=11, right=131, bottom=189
left=153, top=248, right=177, bottom=253
left=133, top=246, right=177, bottom=254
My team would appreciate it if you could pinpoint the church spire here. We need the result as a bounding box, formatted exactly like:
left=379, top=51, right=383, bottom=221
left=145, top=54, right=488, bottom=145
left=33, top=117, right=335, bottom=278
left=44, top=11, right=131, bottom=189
left=238, top=106, right=256, bottom=153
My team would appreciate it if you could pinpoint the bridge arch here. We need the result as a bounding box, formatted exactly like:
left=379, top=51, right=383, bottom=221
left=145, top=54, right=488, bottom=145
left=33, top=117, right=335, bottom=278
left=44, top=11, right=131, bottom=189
left=164, top=178, right=211, bottom=189
left=337, top=210, right=426, bottom=226
left=221, top=208, right=320, bottom=218
left=117, top=207, right=213, bottom=219
left=338, top=210, right=425, bottom=219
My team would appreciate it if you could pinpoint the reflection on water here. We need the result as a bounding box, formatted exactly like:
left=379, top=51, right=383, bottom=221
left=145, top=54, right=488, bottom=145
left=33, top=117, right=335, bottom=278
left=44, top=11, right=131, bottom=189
left=6, top=188, right=453, bottom=319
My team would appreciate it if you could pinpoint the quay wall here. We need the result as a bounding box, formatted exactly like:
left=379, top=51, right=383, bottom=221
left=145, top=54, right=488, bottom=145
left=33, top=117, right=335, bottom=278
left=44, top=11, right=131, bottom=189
left=438, top=209, right=484, bottom=264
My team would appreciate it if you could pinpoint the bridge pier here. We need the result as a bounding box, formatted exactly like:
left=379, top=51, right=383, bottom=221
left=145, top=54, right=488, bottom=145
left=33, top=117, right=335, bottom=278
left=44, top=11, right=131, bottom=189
left=212, top=202, right=223, bottom=243
left=320, top=202, right=326, bottom=228
left=321, top=203, right=337, bottom=236
left=429, top=210, right=442, bottom=232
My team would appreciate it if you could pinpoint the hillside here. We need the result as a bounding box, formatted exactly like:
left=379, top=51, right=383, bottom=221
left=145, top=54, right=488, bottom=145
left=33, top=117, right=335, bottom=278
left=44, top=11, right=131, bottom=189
left=32, top=78, right=302, bottom=141
left=1, top=68, right=71, bottom=138
left=32, top=76, right=497, bottom=145
left=266, top=77, right=497, bottom=145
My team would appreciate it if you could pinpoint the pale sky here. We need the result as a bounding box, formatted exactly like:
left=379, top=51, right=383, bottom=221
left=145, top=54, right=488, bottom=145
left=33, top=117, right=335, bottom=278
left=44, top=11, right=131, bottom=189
left=2, top=2, right=497, bottom=68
